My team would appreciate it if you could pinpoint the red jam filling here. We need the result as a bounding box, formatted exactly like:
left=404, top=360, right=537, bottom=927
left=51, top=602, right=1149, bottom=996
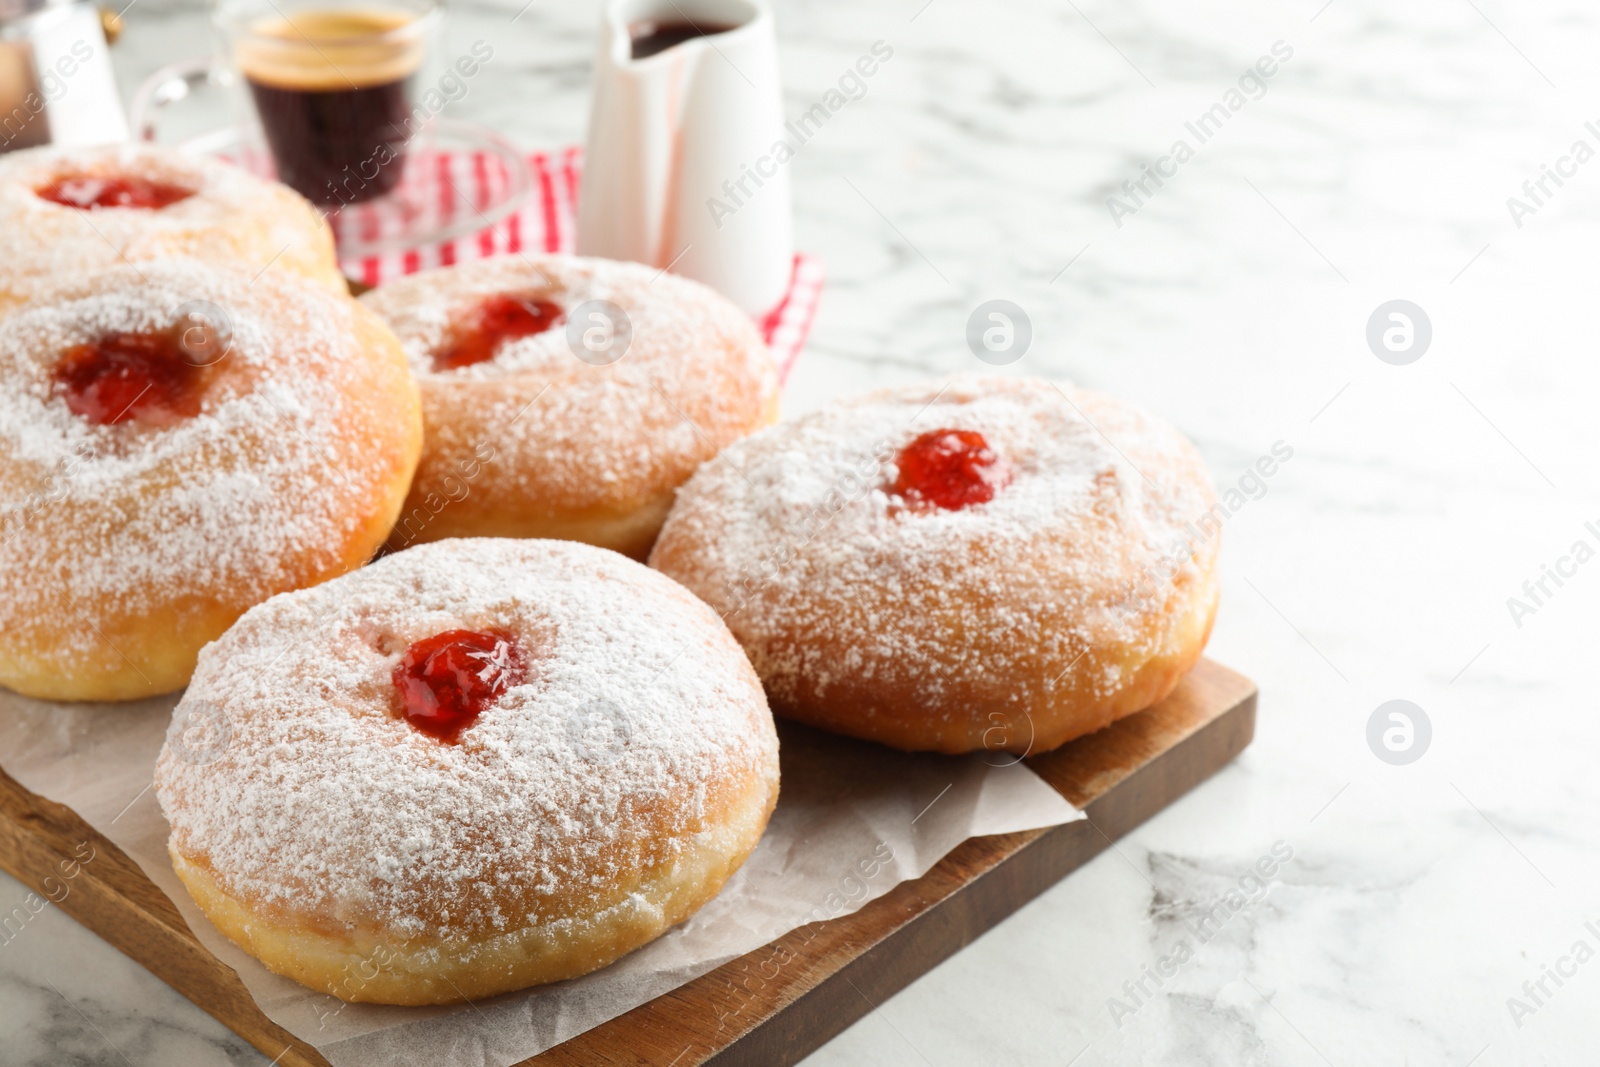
left=433, top=293, right=565, bottom=371
left=391, top=629, right=524, bottom=742
left=54, top=330, right=211, bottom=426
left=890, top=429, right=1011, bottom=511
left=36, top=175, right=195, bottom=210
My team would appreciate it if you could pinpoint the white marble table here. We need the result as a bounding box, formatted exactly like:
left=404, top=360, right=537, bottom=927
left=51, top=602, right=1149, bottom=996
left=6, top=0, right=1599, bottom=1063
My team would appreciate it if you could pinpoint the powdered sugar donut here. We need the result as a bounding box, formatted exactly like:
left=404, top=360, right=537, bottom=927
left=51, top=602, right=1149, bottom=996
left=649, top=376, right=1221, bottom=755
left=0, top=143, right=345, bottom=308
left=0, top=260, right=421, bottom=701
left=154, top=538, right=780, bottom=1005
left=360, top=255, right=780, bottom=559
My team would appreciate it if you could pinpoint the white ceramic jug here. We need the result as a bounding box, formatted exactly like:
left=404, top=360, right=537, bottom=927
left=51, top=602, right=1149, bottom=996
left=577, top=0, right=793, bottom=316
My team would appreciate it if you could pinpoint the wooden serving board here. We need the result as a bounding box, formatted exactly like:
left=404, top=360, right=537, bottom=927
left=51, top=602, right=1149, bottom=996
left=0, top=658, right=1255, bottom=1067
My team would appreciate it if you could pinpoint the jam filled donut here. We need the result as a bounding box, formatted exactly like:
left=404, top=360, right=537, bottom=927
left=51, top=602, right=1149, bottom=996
left=155, top=538, right=780, bottom=1005
left=650, top=376, right=1221, bottom=755
left=360, top=255, right=780, bottom=559
left=0, top=260, right=421, bottom=701
left=0, top=143, right=345, bottom=308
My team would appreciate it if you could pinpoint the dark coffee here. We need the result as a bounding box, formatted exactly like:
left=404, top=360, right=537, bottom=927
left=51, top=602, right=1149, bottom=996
left=246, top=75, right=413, bottom=204
left=629, top=18, right=738, bottom=60
left=238, top=9, right=424, bottom=205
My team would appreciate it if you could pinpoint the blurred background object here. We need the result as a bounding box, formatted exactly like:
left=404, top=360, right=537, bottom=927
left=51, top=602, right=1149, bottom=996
left=0, top=0, right=126, bottom=152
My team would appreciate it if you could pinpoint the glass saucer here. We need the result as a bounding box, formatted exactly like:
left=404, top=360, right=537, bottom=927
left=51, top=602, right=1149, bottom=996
left=172, top=119, right=534, bottom=262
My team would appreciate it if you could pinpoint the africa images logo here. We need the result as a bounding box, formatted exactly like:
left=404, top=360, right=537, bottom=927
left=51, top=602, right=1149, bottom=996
left=1504, top=519, right=1600, bottom=629
left=1106, top=40, right=1294, bottom=228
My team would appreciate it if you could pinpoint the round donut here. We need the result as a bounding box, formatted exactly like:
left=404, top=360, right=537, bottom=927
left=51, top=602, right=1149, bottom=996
left=359, top=254, right=780, bottom=559
left=0, top=259, right=421, bottom=702
left=154, top=537, right=780, bottom=1005
left=649, top=375, right=1221, bottom=756
left=0, top=143, right=345, bottom=309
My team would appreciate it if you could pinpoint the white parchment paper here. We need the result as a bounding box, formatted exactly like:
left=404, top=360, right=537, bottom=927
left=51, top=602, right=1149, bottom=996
left=0, top=689, right=1079, bottom=1065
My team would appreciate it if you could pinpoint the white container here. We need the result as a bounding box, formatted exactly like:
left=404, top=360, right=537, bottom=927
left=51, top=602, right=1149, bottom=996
left=578, top=0, right=793, bottom=316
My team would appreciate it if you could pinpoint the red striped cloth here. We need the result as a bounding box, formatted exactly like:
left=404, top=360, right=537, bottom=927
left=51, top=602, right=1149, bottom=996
left=324, top=146, right=822, bottom=381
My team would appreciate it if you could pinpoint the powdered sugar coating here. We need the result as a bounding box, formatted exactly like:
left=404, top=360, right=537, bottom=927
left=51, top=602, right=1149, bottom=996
left=650, top=376, right=1220, bottom=724
left=362, top=253, right=774, bottom=387
left=154, top=538, right=778, bottom=941
left=0, top=143, right=342, bottom=305
left=0, top=259, right=417, bottom=681
left=360, top=255, right=780, bottom=552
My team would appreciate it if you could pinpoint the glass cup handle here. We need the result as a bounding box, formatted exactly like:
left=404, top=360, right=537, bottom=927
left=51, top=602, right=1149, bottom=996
left=128, top=58, right=232, bottom=143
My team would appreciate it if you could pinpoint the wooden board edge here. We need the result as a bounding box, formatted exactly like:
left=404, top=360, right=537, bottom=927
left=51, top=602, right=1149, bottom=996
left=0, top=663, right=1256, bottom=1067
left=702, top=686, right=1257, bottom=1066
left=0, top=771, right=328, bottom=1067
left=532, top=662, right=1257, bottom=1065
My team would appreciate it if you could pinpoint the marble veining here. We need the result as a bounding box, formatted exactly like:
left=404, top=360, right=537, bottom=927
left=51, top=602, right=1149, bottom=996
left=5, top=0, right=1599, bottom=1063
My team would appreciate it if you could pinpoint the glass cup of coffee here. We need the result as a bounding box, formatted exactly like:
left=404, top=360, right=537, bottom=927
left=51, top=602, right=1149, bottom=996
left=214, top=0, right=440, bottom=205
